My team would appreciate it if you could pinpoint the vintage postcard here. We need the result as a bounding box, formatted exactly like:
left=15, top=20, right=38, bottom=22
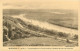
left=0, top=0, right=80, bottom=51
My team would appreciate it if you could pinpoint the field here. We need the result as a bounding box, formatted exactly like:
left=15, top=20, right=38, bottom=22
left=3, top=9, right=78, bottom=46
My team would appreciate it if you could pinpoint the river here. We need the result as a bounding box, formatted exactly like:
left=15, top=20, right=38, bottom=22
left=11, top=14, right=78, bottom=36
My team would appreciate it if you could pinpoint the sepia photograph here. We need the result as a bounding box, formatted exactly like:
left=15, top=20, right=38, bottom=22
left=2, top=0, right=79, bottom=47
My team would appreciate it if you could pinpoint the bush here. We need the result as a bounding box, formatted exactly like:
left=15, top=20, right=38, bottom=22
left=74, top=35, right=78, bottom=39
left=57, top=32, right=68, bottom=38
left=43, top=29, right=56, bottom=35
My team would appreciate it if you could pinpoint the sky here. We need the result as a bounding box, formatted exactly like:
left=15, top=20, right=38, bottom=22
left=3, top=0, right=79, bottom=10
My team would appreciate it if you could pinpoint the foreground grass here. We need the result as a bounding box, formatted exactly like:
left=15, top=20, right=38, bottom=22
left=3, top=37, right=78, bottom=46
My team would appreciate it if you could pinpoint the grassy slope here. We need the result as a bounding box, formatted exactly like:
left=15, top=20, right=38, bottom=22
left=3, top=37, right=78, bottom=46
left=3, top=16, right=78, bottom=46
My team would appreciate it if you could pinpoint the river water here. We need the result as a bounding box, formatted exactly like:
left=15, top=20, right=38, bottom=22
left=11, top=14, right=78, bottom=36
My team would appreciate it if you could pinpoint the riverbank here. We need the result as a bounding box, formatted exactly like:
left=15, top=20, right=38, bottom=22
left=12, top=14, right=78, bottom=36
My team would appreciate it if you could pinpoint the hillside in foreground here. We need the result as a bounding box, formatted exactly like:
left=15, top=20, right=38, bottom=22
left=3, top=15, right=78, bottom=46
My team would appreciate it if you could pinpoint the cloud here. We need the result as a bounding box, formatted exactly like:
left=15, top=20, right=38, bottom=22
left=3, top=0, right=79, bottom=10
